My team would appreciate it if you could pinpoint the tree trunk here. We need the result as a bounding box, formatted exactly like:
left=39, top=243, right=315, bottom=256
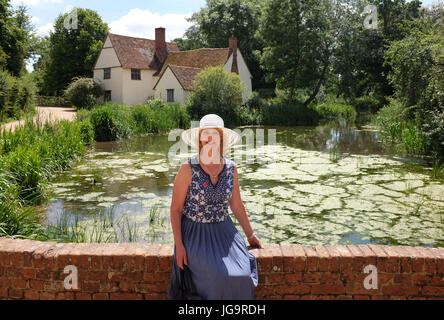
left=304, top=60, right=329, bottom=107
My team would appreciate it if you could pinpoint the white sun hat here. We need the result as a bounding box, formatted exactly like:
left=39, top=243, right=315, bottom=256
left=181, top=114, right=241, bottom=155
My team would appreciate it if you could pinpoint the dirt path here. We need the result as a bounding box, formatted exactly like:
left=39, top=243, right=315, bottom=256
left=0, top=106, right=77, bottom=133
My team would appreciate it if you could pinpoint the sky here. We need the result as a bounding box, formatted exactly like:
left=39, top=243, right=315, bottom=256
left=10, top=0, right=442, bottom=72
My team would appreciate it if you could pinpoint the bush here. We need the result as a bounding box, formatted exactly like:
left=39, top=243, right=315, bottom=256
left=0, top=70, right=36, bottom=122
left=132, top=99, right=190, bottom=134
left=351, top=95, right=382, bottom=114
left=311, top=102, right=357, bottom=122
left=185, top=66, right=245, bottom=127
left=260, top=96, right=320, bottom=126
left=64, top=77, right=104, bottom=109
left=89, top=103, right=134, bottom=141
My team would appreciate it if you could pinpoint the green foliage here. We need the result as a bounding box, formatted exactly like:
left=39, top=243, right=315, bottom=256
left=260, top=96, right=320, bottom=126
left=132, top=99, right=190, bottom=134
left=0, top=1, right=29, bottom=76
left=351, top=95, right=382, bottom=114
left=256, top=0, right=336, bottom=103
left=384, top=17, right=444, bottom=158
left=372, top=97, right=427, bottom=156
left=41, top=7, right=109, bottom=95
left=0, top=70, right=36, bottom=122
left=311, top=102, right=357, bottom=122
left=64, top=76, right=104, bottom=109
left=89, top=103, right=135, bottom=141
left=185, top=66, right=244, bottom=127
left=184, top=0, right=265, bottom=88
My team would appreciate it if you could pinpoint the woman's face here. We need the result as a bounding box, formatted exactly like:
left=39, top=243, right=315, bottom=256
left=200, top=128, right=221, bottom=157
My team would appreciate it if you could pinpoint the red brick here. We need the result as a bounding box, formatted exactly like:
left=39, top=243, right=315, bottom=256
left=354, top=295, right=370, bottom=300
left=303, top=272, right=320, bottom=284
left=158, top=244, right=173, bottom=271
left=144, top=293, right=166, bottom=300
left=283, top=295, right=300, bottom=300
left=82, top=281, right=100, bottom=292
left=280, top=245, right=295, bottom=272
left=110, top=293, right=143, bottom=300
left=422, top=286, right=444, bottom=297
left=269, top=244, right=283, bottom=272
left=142, top=272, right=170, bottom=282
left=311, top=284, right=345, bottom=295
left=276, top=284, right=310, bottom=295
left=380, top=246, right=400, bottom=273
left=265, top=273, right=285, bottom=285
left=76, top=293, right=92, bottom=300
left=382, top=285, right=419, bottom=296
left=24, top=290, right=39, bottom=300
left=303, top=246, right=319, bottom=272
left=12, top=279, right=28, bottom=289
left=20, top=268, right=35, bottom=279
left=56, top=292, right=75, bottom=300
left=9, top=288, right=24, bottom=299
left=393, top=274, right=412, bottom=285
left=293, top=245, right=306, bottom=272
left=324, top=246, right=341, bottom=272
left=284, top=273, right=303, bottom=283
left=93, top=293, right=109, bottom=300
left=346, top=245, right=366, bottom=272
left=320, top=272, right=340, bottom=284
left=30, top=279, right=44, bottom=290
left=38, top=292, right=55, bottom=300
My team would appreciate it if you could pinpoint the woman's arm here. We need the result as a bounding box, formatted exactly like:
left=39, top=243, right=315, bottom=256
left=170, top=162, right=191, bottom=247
left=229, top=164, right=254, bottom=239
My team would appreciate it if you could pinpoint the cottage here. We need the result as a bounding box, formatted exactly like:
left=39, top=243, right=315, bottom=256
left=92, top=27, right=252, bottom=106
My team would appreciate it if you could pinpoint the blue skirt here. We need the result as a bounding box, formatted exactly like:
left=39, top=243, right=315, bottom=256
left=168, top=214, right=258, bottom=300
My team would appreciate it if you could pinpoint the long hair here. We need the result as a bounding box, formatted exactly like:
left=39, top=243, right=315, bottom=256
left=198, top=127, right=224, bottom=159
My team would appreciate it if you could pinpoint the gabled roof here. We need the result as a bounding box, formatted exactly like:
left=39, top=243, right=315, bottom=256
left=95, top=33, right=179, bottom=70
left=154, top=48, right=231, bottom=76
left=153, top=65, right=203, bottom=91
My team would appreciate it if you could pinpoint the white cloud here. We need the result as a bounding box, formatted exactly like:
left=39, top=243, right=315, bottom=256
left=109, top=8, right=193, bottom=41
left=11, top=0, right=64, bottom=6
left=30, top=16, right=40, bottom=24
left=36, top=22, right=54, bottom=36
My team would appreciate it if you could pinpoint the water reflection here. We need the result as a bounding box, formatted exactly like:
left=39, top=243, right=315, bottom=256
left=42, top=121, right=444, bottom=246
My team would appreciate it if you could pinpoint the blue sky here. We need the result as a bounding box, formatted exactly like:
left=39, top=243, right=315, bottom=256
left=10, top=0, right=441, bottom=72
left=11, top=0, right=441, bottom=39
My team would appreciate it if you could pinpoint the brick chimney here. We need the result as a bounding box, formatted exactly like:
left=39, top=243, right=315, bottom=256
left=229, top=37, right=239, bottom=75
left=155, top=27, right=166, bottom=51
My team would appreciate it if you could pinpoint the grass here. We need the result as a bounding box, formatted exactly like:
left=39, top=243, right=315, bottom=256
left=43, top=207, right=141, bottom=243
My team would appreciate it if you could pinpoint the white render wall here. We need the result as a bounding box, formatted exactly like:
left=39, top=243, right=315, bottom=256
left=224, top=48, right=252, bottom=103
left=93, top=67, right=124, bottom=104
left=153, top=67, right=187, bottom=105
left=122, top=69, right=156, bottom=105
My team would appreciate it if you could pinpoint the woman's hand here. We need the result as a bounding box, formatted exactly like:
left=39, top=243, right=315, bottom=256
left=176, top=243, right=188, bottom=270
left=247, top=234, right=264, bottom=249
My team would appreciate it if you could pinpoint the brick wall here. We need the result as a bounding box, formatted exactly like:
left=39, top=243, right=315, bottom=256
left=0, top=237, right=443, bottom=300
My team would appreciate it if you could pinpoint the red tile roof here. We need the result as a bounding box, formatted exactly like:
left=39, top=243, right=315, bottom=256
left=103, top=33, right=179, bottom=70
left=153, top=65, right=203, bottom=91
left=155, top=48, right=231, bottom=76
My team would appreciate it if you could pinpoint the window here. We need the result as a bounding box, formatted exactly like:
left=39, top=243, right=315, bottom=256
left=104, top=90, right=112, bottom=102
left=104, top=68, right=111, bottom=79
left=167, top=89, right=174, bottom=102
left=131, top=68, right=141, bottom=80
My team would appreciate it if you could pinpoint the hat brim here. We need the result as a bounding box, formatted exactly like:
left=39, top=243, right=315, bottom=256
left=181, top=127, right=240, bottom=154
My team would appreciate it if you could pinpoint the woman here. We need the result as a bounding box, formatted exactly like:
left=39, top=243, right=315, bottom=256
left=168, top=114, right=263, bottom=300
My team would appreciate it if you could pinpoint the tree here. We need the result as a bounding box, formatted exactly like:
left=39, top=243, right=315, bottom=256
left=256, top=0, right=337, bottom=105
left=185, top=66, right=245, bottom=126
left=184, top=0, right=267, bottom=90
left=0, top=0, right=28, bottom=76
left=42, top=7, right=109, bottom=95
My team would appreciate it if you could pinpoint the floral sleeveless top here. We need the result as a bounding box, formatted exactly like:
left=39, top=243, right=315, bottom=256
left=182, top=155, right=235, bottom=223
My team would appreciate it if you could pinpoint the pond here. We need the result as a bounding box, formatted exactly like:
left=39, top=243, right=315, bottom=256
left=43, top=120, right=444, bottom=247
